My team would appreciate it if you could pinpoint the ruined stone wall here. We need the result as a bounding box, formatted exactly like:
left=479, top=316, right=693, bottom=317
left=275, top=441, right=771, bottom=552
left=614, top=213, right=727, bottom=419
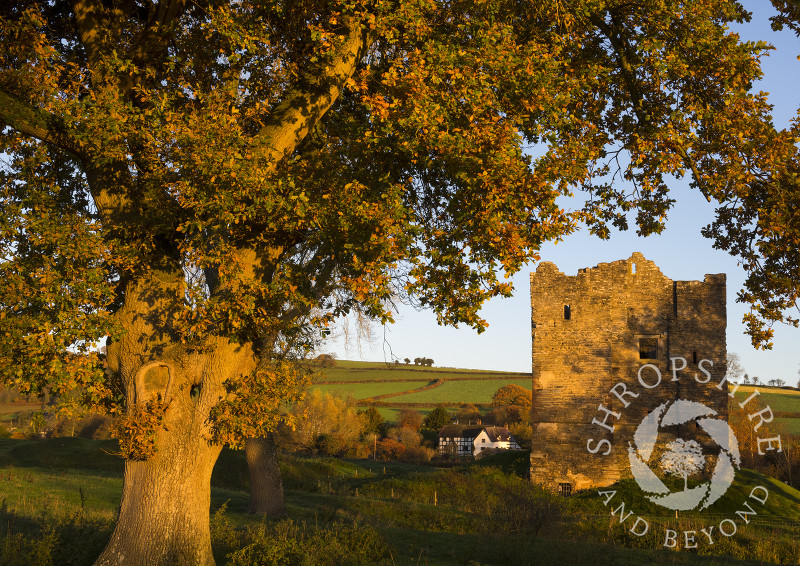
left=530, top=252, right=727, bottom=491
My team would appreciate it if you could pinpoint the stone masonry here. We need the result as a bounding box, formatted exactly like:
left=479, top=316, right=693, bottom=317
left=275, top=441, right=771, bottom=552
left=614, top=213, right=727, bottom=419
left=529, top=252, right=727, bottom=492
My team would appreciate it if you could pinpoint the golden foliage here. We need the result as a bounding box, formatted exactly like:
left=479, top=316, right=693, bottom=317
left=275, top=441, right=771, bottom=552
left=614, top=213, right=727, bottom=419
left=113, top=397, right=170, bottom=461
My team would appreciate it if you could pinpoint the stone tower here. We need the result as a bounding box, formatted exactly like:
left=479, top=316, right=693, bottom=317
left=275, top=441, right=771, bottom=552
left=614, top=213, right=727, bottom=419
left=529, top=252, right=727, bottom=492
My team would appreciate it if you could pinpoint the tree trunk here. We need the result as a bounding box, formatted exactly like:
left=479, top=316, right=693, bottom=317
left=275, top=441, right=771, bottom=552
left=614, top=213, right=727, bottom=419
left=95, top=434, right=222, bottom=566
left=96, top=269, right=258, bottom=566
left=245, top=434, right=286, bottom=516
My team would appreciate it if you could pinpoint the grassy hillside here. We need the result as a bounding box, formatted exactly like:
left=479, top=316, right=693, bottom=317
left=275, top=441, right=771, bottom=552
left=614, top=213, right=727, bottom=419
left=731, top=385, right=800, bottom=435
left=0, top=438, right=798, bottom=565
left=311, top=361, right=532, bottom=421
left=317, top=360, right=529, bottom=382
left=314, top=380, right=437, bottom=399
left=385, top=378, right=533, bottom=404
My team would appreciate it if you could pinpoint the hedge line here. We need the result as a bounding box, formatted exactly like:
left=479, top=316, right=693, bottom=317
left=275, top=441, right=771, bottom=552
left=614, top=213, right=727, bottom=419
left=363, top=379, right=446, bottom=402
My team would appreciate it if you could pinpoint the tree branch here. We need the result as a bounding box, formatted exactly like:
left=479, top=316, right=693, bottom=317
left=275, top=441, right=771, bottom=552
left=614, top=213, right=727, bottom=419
left=71, top=0, right=107, bottom=68
left=591, top=12, right=710, bottom=201
left=0, top=87, right=85, bottom=157
left=257, top=19, right=368, bottom=168
left=128, top=0, right=189, bottom=70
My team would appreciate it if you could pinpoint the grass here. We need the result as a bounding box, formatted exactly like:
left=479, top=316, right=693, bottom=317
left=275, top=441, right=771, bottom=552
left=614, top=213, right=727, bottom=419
left=1, top=438, right=798, bottom=565
left=310, top=361, right=533, bottom=414
left=387, top=378, right=533, bottom=404
left=318, top=360, right=530, bottom=382
left=312, top=381, right=438, bottom=400
left=730, top=385, right=800, bottom=437
left=732, top=386, right=800, bottom=414
left=375, top=407, right=438, bottom=422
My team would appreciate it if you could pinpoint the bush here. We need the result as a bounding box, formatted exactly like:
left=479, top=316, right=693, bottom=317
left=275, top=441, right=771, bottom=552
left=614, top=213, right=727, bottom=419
left=376, top=438, right=406, bottom=460
left=404, top=445, right=435, bottom=463
left=218, top=515, right=389, bottom=566
left=489, top=483, right=562, bottom=536
left=314, top=354, right=337, bottom=368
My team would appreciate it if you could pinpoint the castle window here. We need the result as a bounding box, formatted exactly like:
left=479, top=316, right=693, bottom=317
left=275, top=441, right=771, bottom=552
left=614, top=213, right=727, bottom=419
left=558, top=483, right=573, bottom=496
left=632, top=262, right=637, bottom=274
left=564, top=305, right=571, bottom=320
left=639, top=337, right=658, bottom=360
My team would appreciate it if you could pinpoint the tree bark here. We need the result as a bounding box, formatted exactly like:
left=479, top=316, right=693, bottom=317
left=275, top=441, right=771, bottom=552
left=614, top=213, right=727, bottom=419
left=245, top=434, right=286, bottom=516
left=95, top=434, right=222, bottom=566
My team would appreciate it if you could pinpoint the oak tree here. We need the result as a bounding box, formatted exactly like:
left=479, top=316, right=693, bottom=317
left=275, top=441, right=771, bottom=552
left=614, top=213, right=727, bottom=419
left=1, top=1, right=797, bottom=564
left=492, top=384, right=533, bottom=408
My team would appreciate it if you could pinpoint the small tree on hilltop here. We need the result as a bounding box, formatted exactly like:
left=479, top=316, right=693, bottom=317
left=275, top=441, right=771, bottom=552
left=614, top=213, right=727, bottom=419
left=726, top=352, right=746, bottom=383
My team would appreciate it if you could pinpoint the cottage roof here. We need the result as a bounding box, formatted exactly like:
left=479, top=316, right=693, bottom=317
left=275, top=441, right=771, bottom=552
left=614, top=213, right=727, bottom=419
left=438, top=424, right=512, bottom=441
left=437, top=424, right=462, bottom=438
left=481, top=426, right=514, bottom=442
left=437, top=424, right=484, bottom=439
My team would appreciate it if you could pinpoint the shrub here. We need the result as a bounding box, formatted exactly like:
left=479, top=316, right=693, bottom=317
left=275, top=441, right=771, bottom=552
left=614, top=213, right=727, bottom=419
left=404, top=445, right=435, bottom=463
left=222, top=519, right=389, bottom=566
left=376, top=438, right=406, bottom=460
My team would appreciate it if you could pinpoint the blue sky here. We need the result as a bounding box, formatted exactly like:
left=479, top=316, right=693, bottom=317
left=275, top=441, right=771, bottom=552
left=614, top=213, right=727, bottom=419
left=324, top=2, right=800, bottom=384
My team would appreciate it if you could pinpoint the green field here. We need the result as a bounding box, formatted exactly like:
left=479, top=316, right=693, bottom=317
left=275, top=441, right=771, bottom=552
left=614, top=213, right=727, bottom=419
left=311, top=361, right=532, bottom=419
left=312, top=380, right=436, bottom=399
left=318, top=360, right=530, bottom=382
left=732, top=386, right=800, bottom=414
left=731, top=385, right=800, bottom=435
left=387, top=378, right=533, bottom=404
left=316, top=364, right=800, bottom=435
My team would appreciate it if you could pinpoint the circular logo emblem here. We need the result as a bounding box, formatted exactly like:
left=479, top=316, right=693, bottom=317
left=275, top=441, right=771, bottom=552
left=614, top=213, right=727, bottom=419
left=628, top=399, right=741, bottom=510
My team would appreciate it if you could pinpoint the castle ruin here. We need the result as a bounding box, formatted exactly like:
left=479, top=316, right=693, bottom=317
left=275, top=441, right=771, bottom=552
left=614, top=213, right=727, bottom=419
left=529, top=252, right=728, bottom=492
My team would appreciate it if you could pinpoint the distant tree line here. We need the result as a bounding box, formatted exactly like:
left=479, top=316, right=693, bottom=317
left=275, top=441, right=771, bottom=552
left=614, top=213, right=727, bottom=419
left=396, top=357, right=434, bottom=366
